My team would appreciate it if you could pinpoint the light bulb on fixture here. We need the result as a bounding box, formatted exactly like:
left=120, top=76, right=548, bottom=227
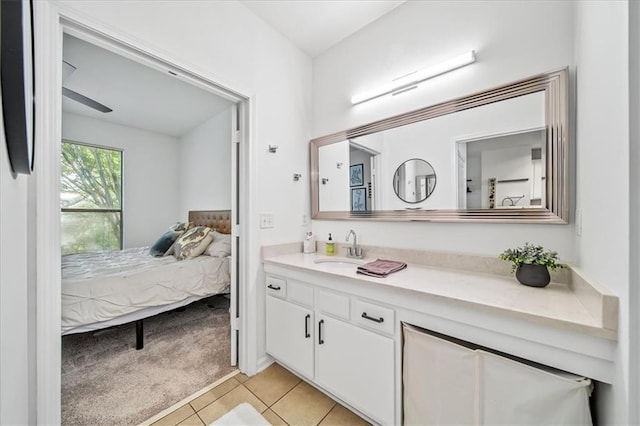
left=351, top=50, right=476, bottom=105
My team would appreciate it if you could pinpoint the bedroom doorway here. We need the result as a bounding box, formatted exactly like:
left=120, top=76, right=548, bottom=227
left=51, top=19, right=249, bottom=425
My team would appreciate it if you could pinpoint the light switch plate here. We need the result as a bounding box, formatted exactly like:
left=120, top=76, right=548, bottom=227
left=260, top=213, right=274, bottom=229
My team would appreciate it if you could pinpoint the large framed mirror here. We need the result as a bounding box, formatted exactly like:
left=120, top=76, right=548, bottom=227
left=310, top=68, right=569, bottom=223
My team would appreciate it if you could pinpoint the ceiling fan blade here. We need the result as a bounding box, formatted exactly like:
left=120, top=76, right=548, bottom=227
left=62, top=87, right=112, bottom=113
left=62, top=60, right=76, bottom=81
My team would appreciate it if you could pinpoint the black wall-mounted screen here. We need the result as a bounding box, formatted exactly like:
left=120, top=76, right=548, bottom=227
left=1, top=0, right=35, bottom=175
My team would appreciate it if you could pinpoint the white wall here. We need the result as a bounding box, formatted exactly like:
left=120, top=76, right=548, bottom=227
left=179, top=108, right=232, bottom=216
left=313, top=1, right=574, bottom=136
left=318, top=141, right=350, bottom=211
left=574, top=2, right=633, bottom=424
left=628, top=2, right=640, bottom=423
left=62, top=112, right=180, bottom=248
left=0, top=105, right=31, bottom=425
left=312, top=0, right=576, bottom=259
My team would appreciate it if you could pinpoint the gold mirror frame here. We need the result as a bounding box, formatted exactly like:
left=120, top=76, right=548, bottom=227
left=310, top=68, right=569, bottom=223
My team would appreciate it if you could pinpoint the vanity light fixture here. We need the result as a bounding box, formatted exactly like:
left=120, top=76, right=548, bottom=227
left=350, top=50, right=476, bottom=105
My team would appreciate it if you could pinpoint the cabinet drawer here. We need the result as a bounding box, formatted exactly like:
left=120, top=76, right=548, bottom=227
left=288, top=281, right=314, bottom=307
left=354, top=299, right=395, bottom=335
left=266, top=276, right=287, bottom=298
left=317, top=289, right=350, bottom=320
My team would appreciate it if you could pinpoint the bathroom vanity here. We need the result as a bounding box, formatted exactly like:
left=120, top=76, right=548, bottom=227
left=263, top=248, right=617, bottom=425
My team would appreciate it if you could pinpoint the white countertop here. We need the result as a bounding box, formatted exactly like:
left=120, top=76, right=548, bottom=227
left=263, top=253, right=617, bottom=340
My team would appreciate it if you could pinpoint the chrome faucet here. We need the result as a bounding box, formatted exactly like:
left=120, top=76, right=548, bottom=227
left=345, top=229, right=364, bottom=259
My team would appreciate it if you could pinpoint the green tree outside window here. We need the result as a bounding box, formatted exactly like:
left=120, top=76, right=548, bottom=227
left=61, top=141, right=123, bottom=255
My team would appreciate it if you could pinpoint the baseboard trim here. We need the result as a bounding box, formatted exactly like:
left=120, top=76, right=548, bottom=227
left=137, top=369, right=240, bottom=426
left=256, top=354, right=275, bottom=374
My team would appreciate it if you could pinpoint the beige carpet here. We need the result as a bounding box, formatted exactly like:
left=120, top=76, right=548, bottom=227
left=62, top=295, right=235, bottom=425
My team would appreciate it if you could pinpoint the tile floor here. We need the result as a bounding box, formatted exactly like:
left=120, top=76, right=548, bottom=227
left=151, top=363, right=370, bottom=426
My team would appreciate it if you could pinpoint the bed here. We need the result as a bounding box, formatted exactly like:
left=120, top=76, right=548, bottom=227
left=62, top=210, right=232, bottom=349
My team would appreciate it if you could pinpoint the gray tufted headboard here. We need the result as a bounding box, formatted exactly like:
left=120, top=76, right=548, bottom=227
left=188, top=210, right=231, bottom=234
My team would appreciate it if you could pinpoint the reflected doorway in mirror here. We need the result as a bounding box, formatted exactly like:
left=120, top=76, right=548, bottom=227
left=455, top=126, right=546, bottom=210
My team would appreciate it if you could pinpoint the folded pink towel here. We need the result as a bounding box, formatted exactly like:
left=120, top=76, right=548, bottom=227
left=357, top=258, right=407, bottom=277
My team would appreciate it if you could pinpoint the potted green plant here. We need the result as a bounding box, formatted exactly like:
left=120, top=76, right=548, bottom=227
left=499, top=243, right=566, bottom=288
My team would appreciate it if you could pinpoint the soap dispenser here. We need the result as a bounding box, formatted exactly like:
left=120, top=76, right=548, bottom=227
left=325, top=233, right=335, bottom=256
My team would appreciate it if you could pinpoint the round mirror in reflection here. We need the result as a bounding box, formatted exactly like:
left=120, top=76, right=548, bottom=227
left=393, top=159, right=436, bottom=203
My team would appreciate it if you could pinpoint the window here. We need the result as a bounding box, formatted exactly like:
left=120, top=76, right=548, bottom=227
left=61, top=141, right=122, bottom=255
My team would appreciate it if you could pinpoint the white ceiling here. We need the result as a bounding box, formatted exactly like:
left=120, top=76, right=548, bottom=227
left=240, top=0, right=406, bottom=57
left=62, top=34, right=234, bottom=138
left=61, top=2, right=405, bottom=135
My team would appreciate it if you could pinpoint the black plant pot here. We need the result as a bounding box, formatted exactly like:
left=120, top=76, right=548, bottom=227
left=515, top=264, right=551, bottom=288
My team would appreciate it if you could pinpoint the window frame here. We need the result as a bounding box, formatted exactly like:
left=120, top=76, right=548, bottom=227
left=60, top=139, right=124, bottom=253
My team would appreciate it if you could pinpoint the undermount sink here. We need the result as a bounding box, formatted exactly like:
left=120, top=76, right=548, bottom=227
left=313, top=257, right=364, bottom=268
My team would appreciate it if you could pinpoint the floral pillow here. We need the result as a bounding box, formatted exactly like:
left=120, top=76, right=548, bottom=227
left=161, top=222, right=193, bottom=256
left=173, top=226, right=213, bottom=260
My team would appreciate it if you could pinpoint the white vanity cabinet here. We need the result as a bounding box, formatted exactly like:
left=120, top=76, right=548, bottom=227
left=265, top=276, right=396, bottom=425
left=264, top=252, right=617, bottom=426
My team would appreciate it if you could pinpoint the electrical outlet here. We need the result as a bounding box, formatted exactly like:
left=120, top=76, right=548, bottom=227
left=302, top=214, right=308, bottom=226
left=260, top=213, right=274, bottom=229
left=575, top=208, right=582, bottom=236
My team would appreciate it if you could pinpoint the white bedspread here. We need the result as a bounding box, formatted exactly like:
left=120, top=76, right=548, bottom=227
left=62, top=247, right=230, bottom=333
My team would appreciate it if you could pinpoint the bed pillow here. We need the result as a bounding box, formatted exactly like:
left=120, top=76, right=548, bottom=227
left=169, top=222, right=192, bottom=232
left=173, top=226, right=213, bottom=260
left=161, top=222, right=194, bottom=256
left=149, top=229, right=184, bottom=257
left=204, top=231, right=232, bottom=257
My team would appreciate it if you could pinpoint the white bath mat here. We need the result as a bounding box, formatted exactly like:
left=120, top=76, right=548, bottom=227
left=211, top=402, right=270, bottom=425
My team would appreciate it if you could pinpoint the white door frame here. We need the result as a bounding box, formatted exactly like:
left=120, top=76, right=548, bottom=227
left=33, top=3, right=256, bottom=423
left=229, top=103, right=241, bottom=367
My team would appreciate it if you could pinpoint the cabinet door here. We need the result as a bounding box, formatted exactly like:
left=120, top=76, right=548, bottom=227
left=266, top=295, right=314, bottom=379
left=317, top=315, right=394, bottom=425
